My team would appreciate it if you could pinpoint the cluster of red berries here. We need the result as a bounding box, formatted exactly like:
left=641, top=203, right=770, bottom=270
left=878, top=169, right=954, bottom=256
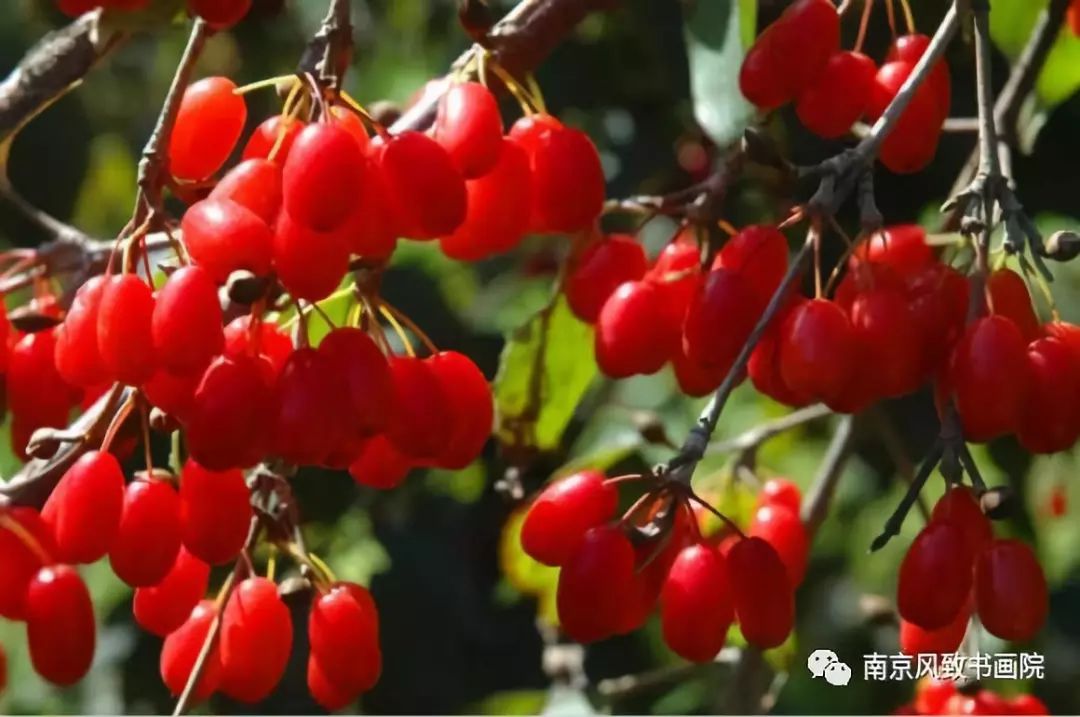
left=58, top=0, right=251, bottom=27
left=519, top=472, right=808, bottom=660
left=895, top=677, right=1047, bottom=715
left=898, top=485, right=1048, bottom=654
left=739, top=0, right=951, bottom=173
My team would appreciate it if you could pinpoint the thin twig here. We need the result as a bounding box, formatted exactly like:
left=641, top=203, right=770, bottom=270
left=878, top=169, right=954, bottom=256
left=870, top=441, right=944, bottom=552
left=705, top=404, right=832, bottom=456
left=801, top=414, right=856, bottom=536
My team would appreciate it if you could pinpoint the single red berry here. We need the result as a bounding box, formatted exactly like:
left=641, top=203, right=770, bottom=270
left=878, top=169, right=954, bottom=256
left=181, top=198, right=274, bottom=282
left=660, top=544, right=735, bottom=663
left=133, top=547, right=210, bottom=637
left=307, top=653, right=356, bottom=711
left=242, top=115, right=305, bottom=163
left=348, top=435, right=413, bottom=490
left=58, top=0, right=99, bottom=17
left=886, top=34, right=951, bottom=122
left=9, top=328, right=80, bottom=432
left=975, top=539, right=1048, bottom=642
left=749, top=504, right=809, bottom=586
left=672, top=345, right=727, bottom=397
left=433, top=81, right=503, bottom=179
left=796, top=51, right=877, bottom=138
left=566, top=235, right=648, bottom=324
left=337, top=154, right=398, bottom=260
left=897, top=521, right=973, bottom=630
left=778, top=298, right=856, bottom=407
left=25, top=565, right=95, bottom=686
left=328, top=105, right=371, bottom=152
left=378, top=130, right=467, bottom=239
left=42, top=451, right=125, bottom=565
left=852, top=225, right=934, bottom=279
left=556, top=524, right=638, bottom=643
left=54, top=276, right=109, bottom=388
left=272, top=211, right=350, bottom=302
left=509, top=114, right=605, bottom=234
left=318, top=328, right=394, bottom=438
left=849, top=284, right=923, bottom=398
left=143, top=369, right=200, bottom=421
left=152, top=266, right=224, bottom=377
left=282, top=123, right=367, bottom=232
left=426, top=350, right=493, bottom=470
left=1008, top=694, right=1049, bottom=715
left=308, top=583, right=382, bottom=697
left=220, top=577, right=293, bottom=703
left=906, top=262, right=970, bottom=374
left=223, top=315, right=292, bottom=378
left=930, top=485, right=993, bottom=556
left=595, top=280, right=681, bottom=378
left=713, top=225, right=789, bottom=302
left=914, top=678, right=958, bottom=715
left=683, top=267, right=761, bottom=370
left=179, top=459, right=253, bottom=565
left=109, top=478, right=182, bottom=587
left=384, top=356, right=453, bottom=461
left=97, top=274, right=156, bottom=385
left=899, top=608, right=969, bottom=656
left=758, top=478, right=802, bottom=516
left=1018, top=337, right=1080, bottom=453
left=187, top=0, right=251, bottom=28
left=948, top=315, right=1029, bottom=442
left=748, top=299, right=814, bottom=407
left=987, top=268, right=1042, bottom=343
left=0, top=507, right=55, bottom=620
left=438, top=139, right=532, bottom=261
left=184, top=354, right=275, bottom=470
left=866, top=61, right=942, bottom=174
left=160, top=600, right=223, bottom=702
left=169, top=77, right=247, bottom=181
left=520, top=470, right=619, bottom=567
left=271, top=347, right=345, bottom=466
left=727, top=536, right=795, bottom=649
left=209, top=158, right=283, bottom=225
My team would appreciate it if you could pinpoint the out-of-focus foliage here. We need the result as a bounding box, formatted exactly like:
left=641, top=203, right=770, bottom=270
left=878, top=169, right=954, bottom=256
left=0, top=0, right=1079, bottom=715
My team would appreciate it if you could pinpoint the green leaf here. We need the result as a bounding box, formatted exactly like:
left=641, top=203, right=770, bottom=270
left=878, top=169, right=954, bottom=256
left=499, top=508, right=560, bottom=625
left=683, top=0, right=757, bottom=148
left=494, top=296, right=597, bottom=452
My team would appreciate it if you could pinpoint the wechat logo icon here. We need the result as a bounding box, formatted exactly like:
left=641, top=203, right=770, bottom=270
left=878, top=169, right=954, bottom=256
left=808, top=649, right=852, bottom=687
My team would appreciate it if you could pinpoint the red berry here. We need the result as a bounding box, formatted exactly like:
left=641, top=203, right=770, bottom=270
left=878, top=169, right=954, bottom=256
left=914, top=677, right=957, bottom=715
left=318, top=328, right=394, bottom=438
left=337, top=155, right=398, bottom=260
left=427, top=351, right=493, bottom=469
left=509, top=114, right=605, bottom=234
left=595, top=280, right=680, bottom=378
left=975, top=539, right=1048, bottom=642
left=988, top=268, right=1042, bottom=343
left=713, top=225, right=789, bottom=303
left=179, top=460, right=253, bottom=565
left=42, top=450, right=125, bottom=564
left=169, top=77, right=247, bottom=181
left=566, top=235, right=648, bottom=323
left=749, top=504, right=809, bottom=586
left=556, top=524, right=638, bottom=643
left=54, top=276, right=109, bottom=388
left=152, top=266, right=224, bottom=376
left=897, top=522, right=972, bottom=630
left=109, top=478, right=182, bottom=587
left=438, top=139, right=532, bottom=261
left=209, top=158, right=283, bottom=225
left=181, top=198, right=274, bottom=282
left=1008, top=694, right=1049, bottom=715
left=160, top=600, right=223, bottom=702
left=520, top=470, right=618, bottom=567
left=433, top=81, right=503, bottom=179
left=851, top=225, right=933, bottom=280
left=9, top=328, right=79, bottom=430
left=271, top=348, right=345, bottom=466
left=683, top=268, right=760, bottom=370
left=948, top=315, right=1029, bottom=442
left=187, top=0, right=251, bottom=28
left=220, top=577, right=293, bottom=703
left=796, top=51, right=877, bottom=138
left=142, top=369, right=200, bottom=421
left=778, top=298, right=856, bottom=407
left=272, top=211, right=350, bottom=302
left=328, top=105, right=371, bottom=152
left=660, top=544, right=735, bottom=663
left=384, top=356, right=453, bottom=461
left=307, top=653, right=356, bottom=711
left=97, top=274, right=156, bottom=385
left=378, top=130, right=467, bottom=238
left=282, top=123, right=367, bottom=232
left=348, top=435, right=413, bottom=490
left=899, top=608, right=969, bottom=656
left=58, top=0, right=99, bottom=17
left=930, top=485, right=993, bottom=556
left=308, top=583, right=381, bottom=698
left=672, top=345, right=727, bottom=397
left=1018, top=337, right=1080, bottom=453
left=907, top=262, right=970, bottom=374
left=25, top=565, right=95, bottom=686
left=727, top=536, right=794, bottom=649
left=0, top=508, right=55, bottom=620
left=184, top=354, right=275, bottom=470
left=849, top=284, right=923, bottom=397
left=866, top=61, right=942, bottom=174
left=242, top=115, right=305, bottom=163
left=886, top=34, right=951, bottom=122
left=758, top=478, right=802, bottom=516
left=223, top=315, right=292, bottom=377
left=133, top=547, right=210, bottom=637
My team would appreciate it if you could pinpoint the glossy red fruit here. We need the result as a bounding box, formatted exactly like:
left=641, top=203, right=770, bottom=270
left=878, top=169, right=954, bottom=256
left=384, top=356, right=453, bottom=461
left=181, top=198, right=274, bottom=282
left=209, top=158, right=283, bottom=224
left=778, top=298, right=856, bottom=406
left=319, top=328, right=393, bottom=438
left=975, top=539, right=1048, bottom=642
left=187, top=0, right=251, bottom=28
left=866, top=61, right=942, bottom=174
left=796, top=51, right=877, bottom=138
left=907, top=262, right=969, bottom=373
left=133, top=547, right=210, bottom=637
left=886, top=34, right=951, bottom=122
left=221, top=577, right=293, bottom=703
left=348, top=435, right=413, bottom=490
left=169, top=77, right=247, bottom=181
left=899, top=607, right=969, bottom=656
left=433, top=81, right=503, bottom=179
left=914, top=677, right=957, bottom=715
left=727, top=536, right=794, bottom=649
left=309, top=583, right=381, bottom=696
left=283, top=123, right=367, bottom=232
left=223, top=315, right=292, bottom=377
left=567, top=236, right=648, bottom=323
left=337, top=156, right=398, bottom=260
left=988, top=269, right=1042, bottom=342
left=55, top=276, right=109, bottom=388
left=428, top=351, right=493, bottom=469
left=521, top=470, right=618, bottom=567
left=308, top=654, right=356, bottom=710
left=161, top=600, right=223, bottom=701
left=242, top=115, right=305, bottom=163
left=672, top=345, right=726, bottom=397
left=510, top=114, right=605, bottom=234
left=179, top=460, right=253, bottom=565
left=1018, top=337, right=1080, bottom=453
left=272, top=211, right=350, bottom=302
left=683, top=268, right=760, bottom=370
left=438, top=139, right=532, bottom=260
left=142, top=369, right=200, bottom=421
left=897, top=522, right=973, bottom=630
left=930, top=486, right=993, bottom=556
left=849, top=284, right=923, bottom=397
left=758, top=478, right=802, bottom=516
left=660, top=544, right=735, bottom=662
left=1008, top=694, right=1049, bottom=715
left=25, top=565, right=95, bottom=686
left=851, top=225, right=933, bottom=280
left=748, top=300, right=814, bottom=407
left=949, top=316, right=1029, bottom=442
left=41, top=451, right=124, bottom=564
left=595, top=280, right=680, bottom=378
left=58, top=0, right=99, bottom=16
left=740, top=0, right=839, bottom=108
left=184, top=354, right=275, bottom=470
left=556, top=524, right=638, bottom=643
left=152, top=266, right=224, bottom=376
left=713, top=225, right=789, bottom=300
left=378, top=131, right=467, bottom=238
left=0, top=508, right=55, bottom=620
left=109, top=478, right=182, bottom=587
left=749, top=504, right=809, bottom=586
left=97, top=274, right=156, bottom=385
left=272, top=348, right=344, bottom=466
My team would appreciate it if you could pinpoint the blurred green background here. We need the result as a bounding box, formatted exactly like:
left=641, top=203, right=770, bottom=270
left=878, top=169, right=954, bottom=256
left=1, top=0, right=1080, bottom=714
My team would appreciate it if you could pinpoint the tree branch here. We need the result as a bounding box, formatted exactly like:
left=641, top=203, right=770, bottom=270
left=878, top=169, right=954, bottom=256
left=801, top=414, right=856, bottom=536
